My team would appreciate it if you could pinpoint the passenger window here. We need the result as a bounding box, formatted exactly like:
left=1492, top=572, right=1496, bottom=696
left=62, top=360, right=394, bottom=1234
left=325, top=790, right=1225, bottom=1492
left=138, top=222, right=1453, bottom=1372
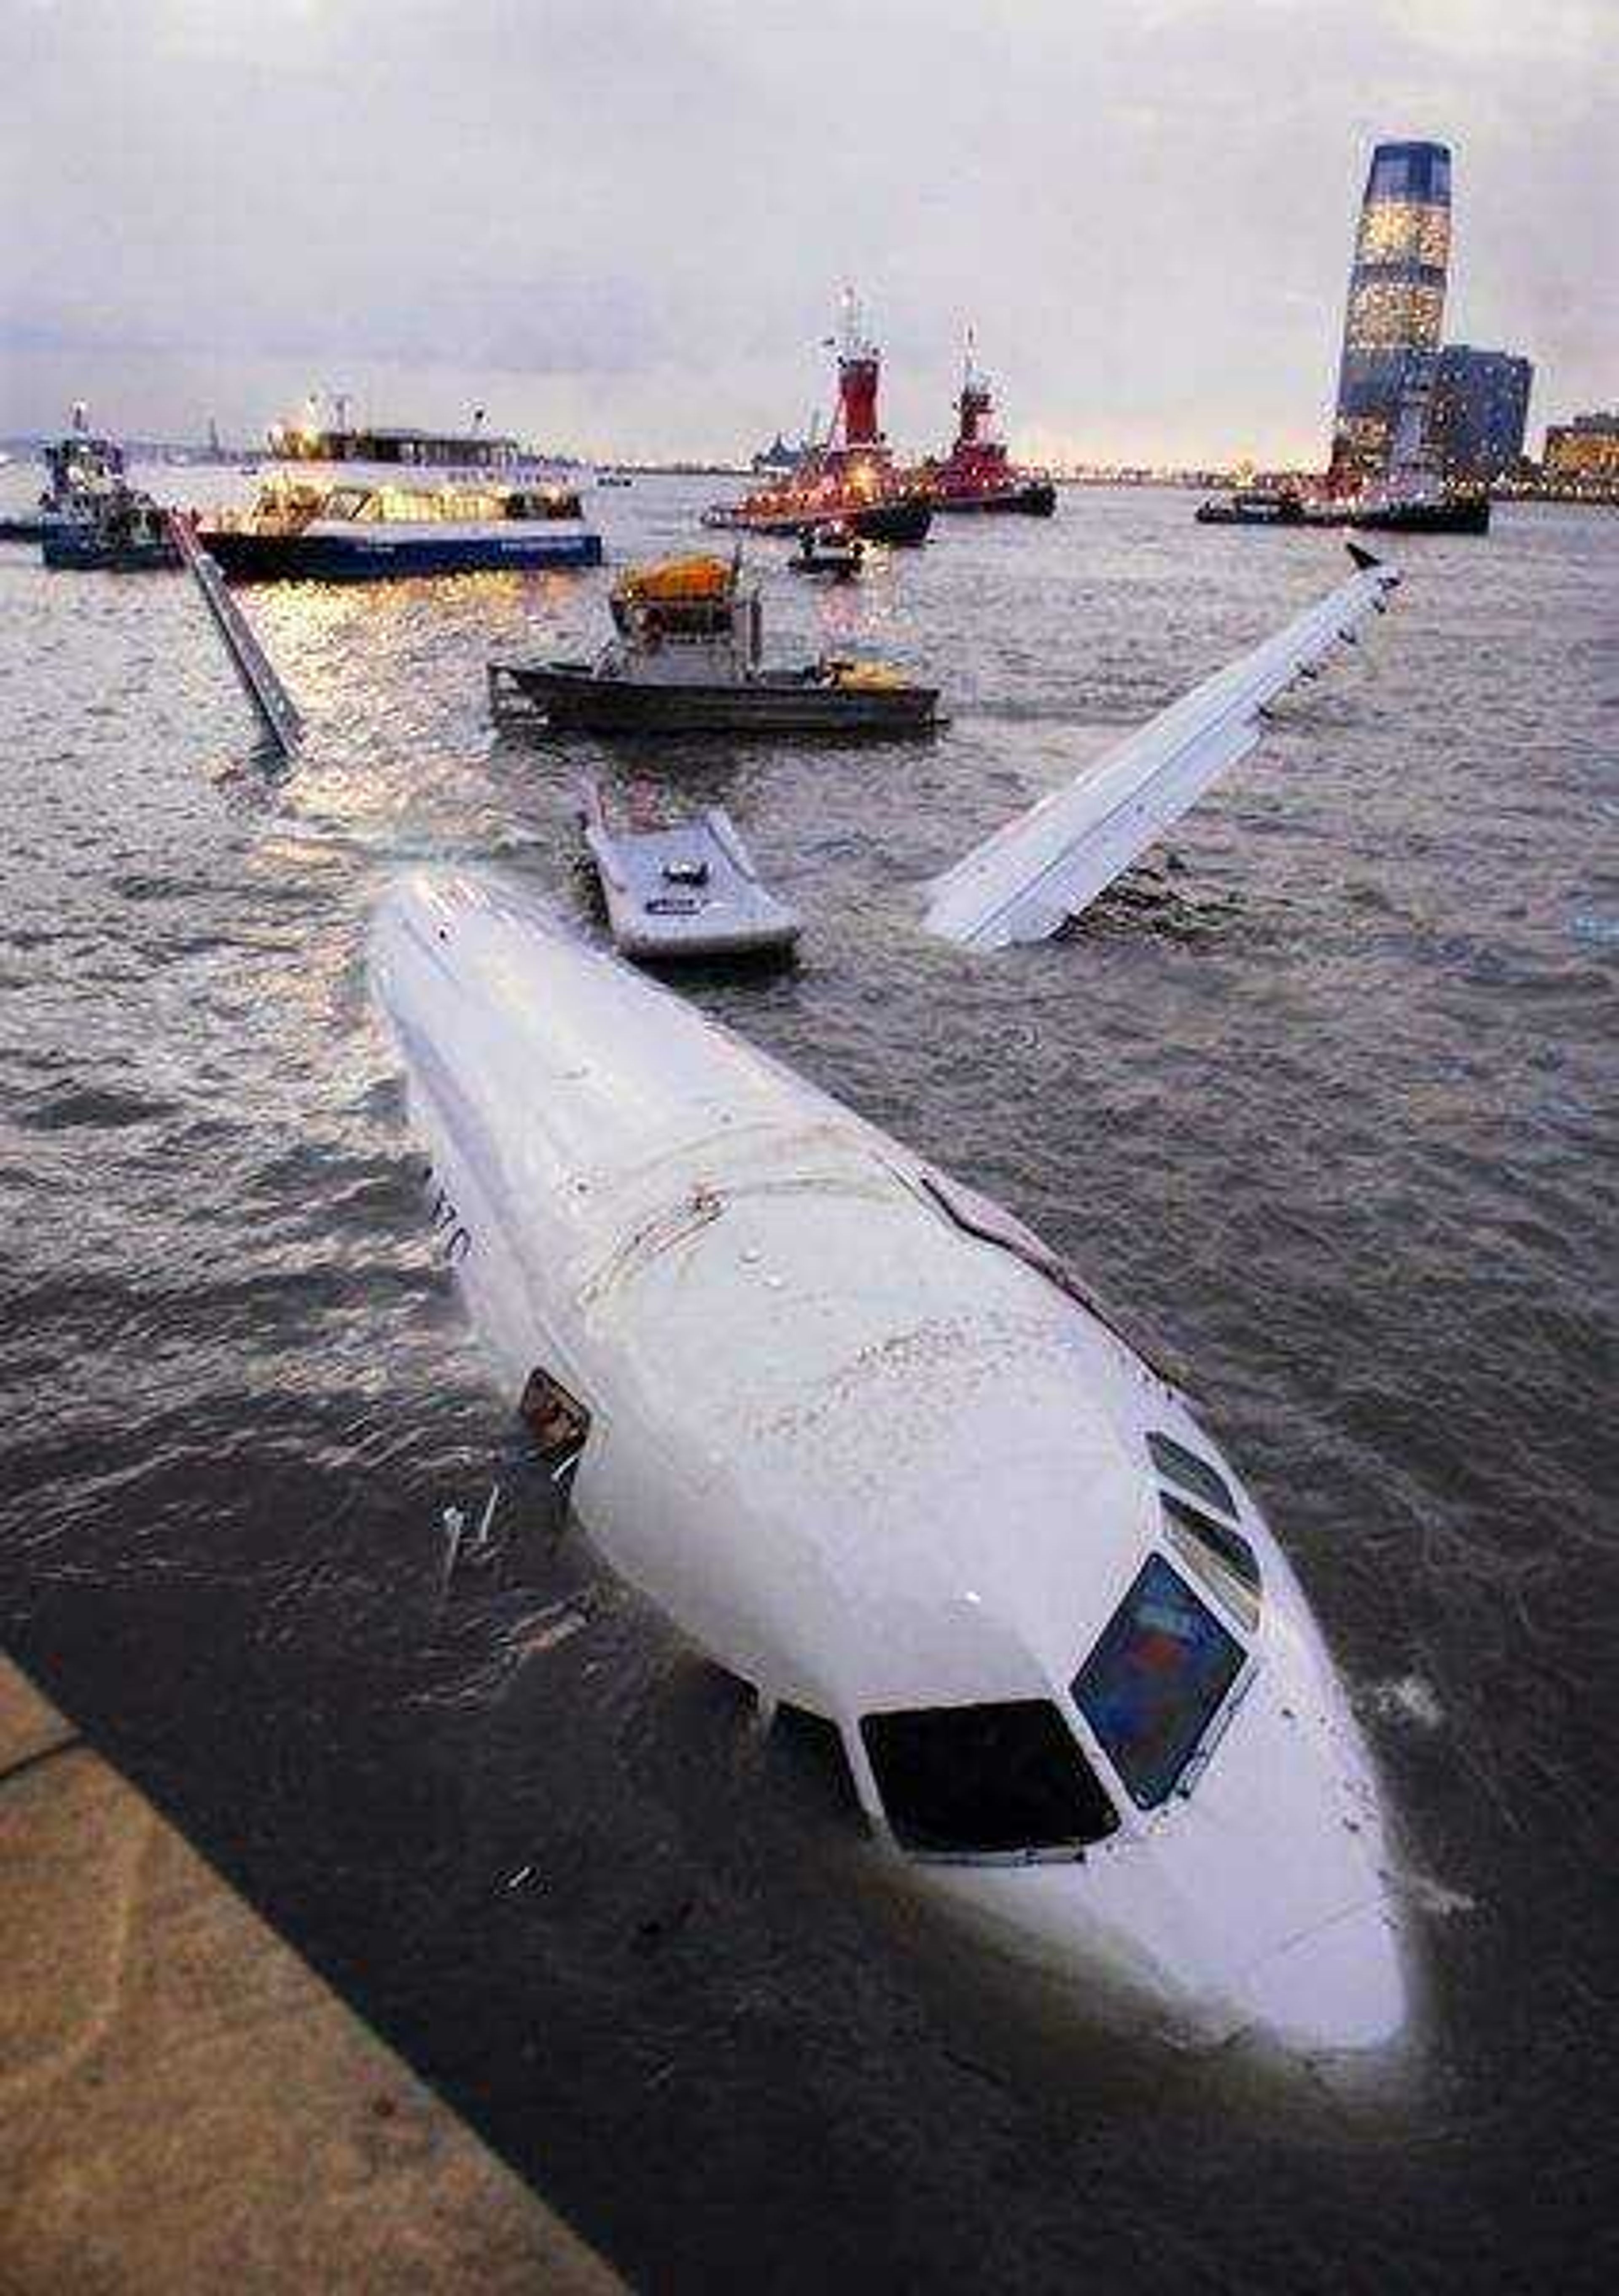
left=1146, top=1431, right=1237, bottom=1519
left=1162, top=1493, right=1261, bottom=1632
left=519, top=1367, right=591, bottom=1477
left=860, top=1699, right=1118, bottom=1858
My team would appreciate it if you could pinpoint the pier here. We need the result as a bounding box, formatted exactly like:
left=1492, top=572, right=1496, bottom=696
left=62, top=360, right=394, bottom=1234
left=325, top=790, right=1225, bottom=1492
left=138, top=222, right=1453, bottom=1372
left=0, top=1656, right=616, bottom=2293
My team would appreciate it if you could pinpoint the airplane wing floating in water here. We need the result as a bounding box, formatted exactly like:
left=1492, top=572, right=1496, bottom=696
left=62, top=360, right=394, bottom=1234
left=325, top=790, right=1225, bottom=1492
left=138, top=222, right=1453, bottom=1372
left=923, top=543, right=1401, bottom=952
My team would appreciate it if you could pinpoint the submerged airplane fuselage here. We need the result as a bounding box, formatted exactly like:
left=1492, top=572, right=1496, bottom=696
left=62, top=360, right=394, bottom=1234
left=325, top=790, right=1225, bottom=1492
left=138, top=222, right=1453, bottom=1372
left=371, top=869, right=1410, bottom=2057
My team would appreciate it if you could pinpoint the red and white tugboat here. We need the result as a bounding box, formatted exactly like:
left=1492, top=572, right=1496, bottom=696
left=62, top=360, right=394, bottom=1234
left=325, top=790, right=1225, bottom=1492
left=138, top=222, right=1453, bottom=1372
left=923, top=333, right=1056, bottom=516
left=705, top=294, right=933, bottom=545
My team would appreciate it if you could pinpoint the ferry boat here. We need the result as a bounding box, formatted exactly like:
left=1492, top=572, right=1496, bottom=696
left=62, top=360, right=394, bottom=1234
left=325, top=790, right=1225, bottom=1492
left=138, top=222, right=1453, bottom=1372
left=922, top=337, right=1056, bottom=515
left=704, top=295, right=933, bottom=545
left=195, top=477, right=602, bottom=583
left=489, top=553, right=940, bottom=735
left=262, top=404, right=551, bottom=486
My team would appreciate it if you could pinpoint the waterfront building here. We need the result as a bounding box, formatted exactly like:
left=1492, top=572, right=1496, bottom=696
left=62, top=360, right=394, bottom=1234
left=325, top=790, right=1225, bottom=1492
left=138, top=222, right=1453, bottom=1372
left=1431, top=346, right=1533, bottom=479
left=1543, top=410, right=1619, bottom=483
left=1329, top=141, right=1452, bottom=484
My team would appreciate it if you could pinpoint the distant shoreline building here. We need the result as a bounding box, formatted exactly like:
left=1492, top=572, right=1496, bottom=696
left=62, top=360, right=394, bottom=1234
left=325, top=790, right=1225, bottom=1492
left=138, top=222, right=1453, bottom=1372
left=750, top=430, right=812, bottom=478
left=1330, top=140, right=1452, bottom=484
left=1542, top=410, right=1619, bottom=484
left=1431, top=346, right=1533, bottom=480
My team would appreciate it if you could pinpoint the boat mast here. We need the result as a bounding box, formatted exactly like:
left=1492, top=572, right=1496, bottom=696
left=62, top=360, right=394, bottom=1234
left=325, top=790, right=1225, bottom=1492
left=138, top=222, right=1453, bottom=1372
left=956, top=326, right=994, bottom=448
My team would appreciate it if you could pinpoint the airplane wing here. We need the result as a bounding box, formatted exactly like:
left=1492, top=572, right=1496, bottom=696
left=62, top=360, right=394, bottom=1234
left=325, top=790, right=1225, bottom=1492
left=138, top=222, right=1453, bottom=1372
left=923, top=544, right=1401, bottom=951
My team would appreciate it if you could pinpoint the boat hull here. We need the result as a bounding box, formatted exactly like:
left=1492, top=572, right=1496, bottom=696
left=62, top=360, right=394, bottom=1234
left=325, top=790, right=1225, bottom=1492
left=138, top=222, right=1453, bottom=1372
left=197, top=528, right=605, bottom=583
left=40, top=529, right=179, bottom=571
left=1195, top=499, right=1306, bottom=527
left=931, top=478, right=1057, bottom=516
left=704, top=495, right=933, bottom=546
left=1308, top=496, right=1490, bottom=536
left=492, top=661, right=940, bottom=736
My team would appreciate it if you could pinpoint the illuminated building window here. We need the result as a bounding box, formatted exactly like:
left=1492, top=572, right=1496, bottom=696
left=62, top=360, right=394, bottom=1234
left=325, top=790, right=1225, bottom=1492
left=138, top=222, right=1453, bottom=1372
left=1356, top=200, right=1451, bottom=268
left=1347, top=281, right=1444, bottom=352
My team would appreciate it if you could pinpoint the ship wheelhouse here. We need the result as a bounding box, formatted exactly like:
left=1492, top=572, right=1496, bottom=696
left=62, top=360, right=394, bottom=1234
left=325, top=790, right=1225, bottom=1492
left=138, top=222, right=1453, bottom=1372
left=268, top=423, right=533, bottom=475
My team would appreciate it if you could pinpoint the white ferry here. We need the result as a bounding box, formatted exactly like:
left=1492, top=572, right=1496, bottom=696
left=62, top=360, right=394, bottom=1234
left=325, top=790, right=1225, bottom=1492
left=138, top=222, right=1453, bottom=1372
left=197, top=475, right=601, bottom=583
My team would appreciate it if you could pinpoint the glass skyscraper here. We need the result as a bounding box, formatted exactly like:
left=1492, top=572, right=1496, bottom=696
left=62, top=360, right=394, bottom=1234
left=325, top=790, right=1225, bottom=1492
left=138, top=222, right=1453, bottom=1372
left=1431, top=346, right=1533, bottom=479
left=1330, top=142, right=1452, bottom=484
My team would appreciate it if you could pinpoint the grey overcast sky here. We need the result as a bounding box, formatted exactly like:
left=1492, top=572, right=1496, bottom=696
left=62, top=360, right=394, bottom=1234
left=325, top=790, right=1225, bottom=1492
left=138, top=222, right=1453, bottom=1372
left=3, top=0, right=1612, bottom=462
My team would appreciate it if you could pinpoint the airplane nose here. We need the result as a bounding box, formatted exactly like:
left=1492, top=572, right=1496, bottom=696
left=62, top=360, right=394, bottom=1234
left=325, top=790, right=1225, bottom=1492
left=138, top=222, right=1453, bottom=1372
left=1235, top=1898, right=1409, bottom=2052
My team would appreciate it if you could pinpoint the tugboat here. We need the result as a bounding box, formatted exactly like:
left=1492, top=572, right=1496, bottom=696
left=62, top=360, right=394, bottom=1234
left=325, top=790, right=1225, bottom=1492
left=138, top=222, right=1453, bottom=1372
left=34, top=408, right=178, bottom=569
left=1309, top=365, right=1490, bottom=534
left=704, top=294, right=933, bottom=545
left=922, top=335, right=1056, bottom=515
left=489, top=553, right=940, bottom=735
left=194, top=476, right=601, bottom=582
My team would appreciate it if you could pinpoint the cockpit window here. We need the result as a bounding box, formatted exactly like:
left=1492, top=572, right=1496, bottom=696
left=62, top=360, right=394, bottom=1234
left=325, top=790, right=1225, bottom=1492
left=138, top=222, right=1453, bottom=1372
left=861, top=1699, right=1118, bottom=1858
left=1162, top=1493, right=1261, bottom=1632
left=1146, top=1430, right=1237, bottom=1519
left=1073, top=1556, right=1245, bottom=1809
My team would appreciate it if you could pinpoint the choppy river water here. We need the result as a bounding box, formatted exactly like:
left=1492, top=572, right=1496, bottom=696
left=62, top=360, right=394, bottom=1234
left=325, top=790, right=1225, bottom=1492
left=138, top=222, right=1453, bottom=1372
left=1, top=473, right=1615, bottom=2291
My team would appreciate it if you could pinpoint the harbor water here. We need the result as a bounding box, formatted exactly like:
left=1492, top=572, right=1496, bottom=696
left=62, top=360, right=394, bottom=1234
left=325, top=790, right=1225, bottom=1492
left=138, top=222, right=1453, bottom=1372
left=1, top=478, right=1615, bottom=2291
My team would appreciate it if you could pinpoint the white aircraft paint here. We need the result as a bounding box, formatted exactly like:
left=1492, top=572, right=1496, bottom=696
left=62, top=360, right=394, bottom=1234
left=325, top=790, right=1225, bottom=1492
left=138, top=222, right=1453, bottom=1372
left=371, top=869, right=1412, bottom=2057
left=925, top=549, right=1401, bottom=950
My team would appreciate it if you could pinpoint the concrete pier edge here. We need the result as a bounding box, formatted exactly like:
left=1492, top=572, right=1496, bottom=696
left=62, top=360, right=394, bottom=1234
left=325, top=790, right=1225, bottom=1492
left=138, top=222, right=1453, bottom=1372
left=0, top=1652, right=621, bottom=2293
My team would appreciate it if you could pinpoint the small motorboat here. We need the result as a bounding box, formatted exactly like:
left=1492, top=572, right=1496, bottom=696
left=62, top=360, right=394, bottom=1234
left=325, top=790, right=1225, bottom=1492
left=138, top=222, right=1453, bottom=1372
left=788, top=522, right=864, bottom=579
left=579, top=780, right=800, bottom=963
left=489, top=553, right=941, bottom=736
left=1195, top=489, right=1307, bottom=526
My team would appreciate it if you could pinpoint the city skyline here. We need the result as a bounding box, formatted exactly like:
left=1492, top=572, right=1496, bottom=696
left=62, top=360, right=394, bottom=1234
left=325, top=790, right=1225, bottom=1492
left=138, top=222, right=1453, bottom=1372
left=2, top=1, right=1613, bottom=464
